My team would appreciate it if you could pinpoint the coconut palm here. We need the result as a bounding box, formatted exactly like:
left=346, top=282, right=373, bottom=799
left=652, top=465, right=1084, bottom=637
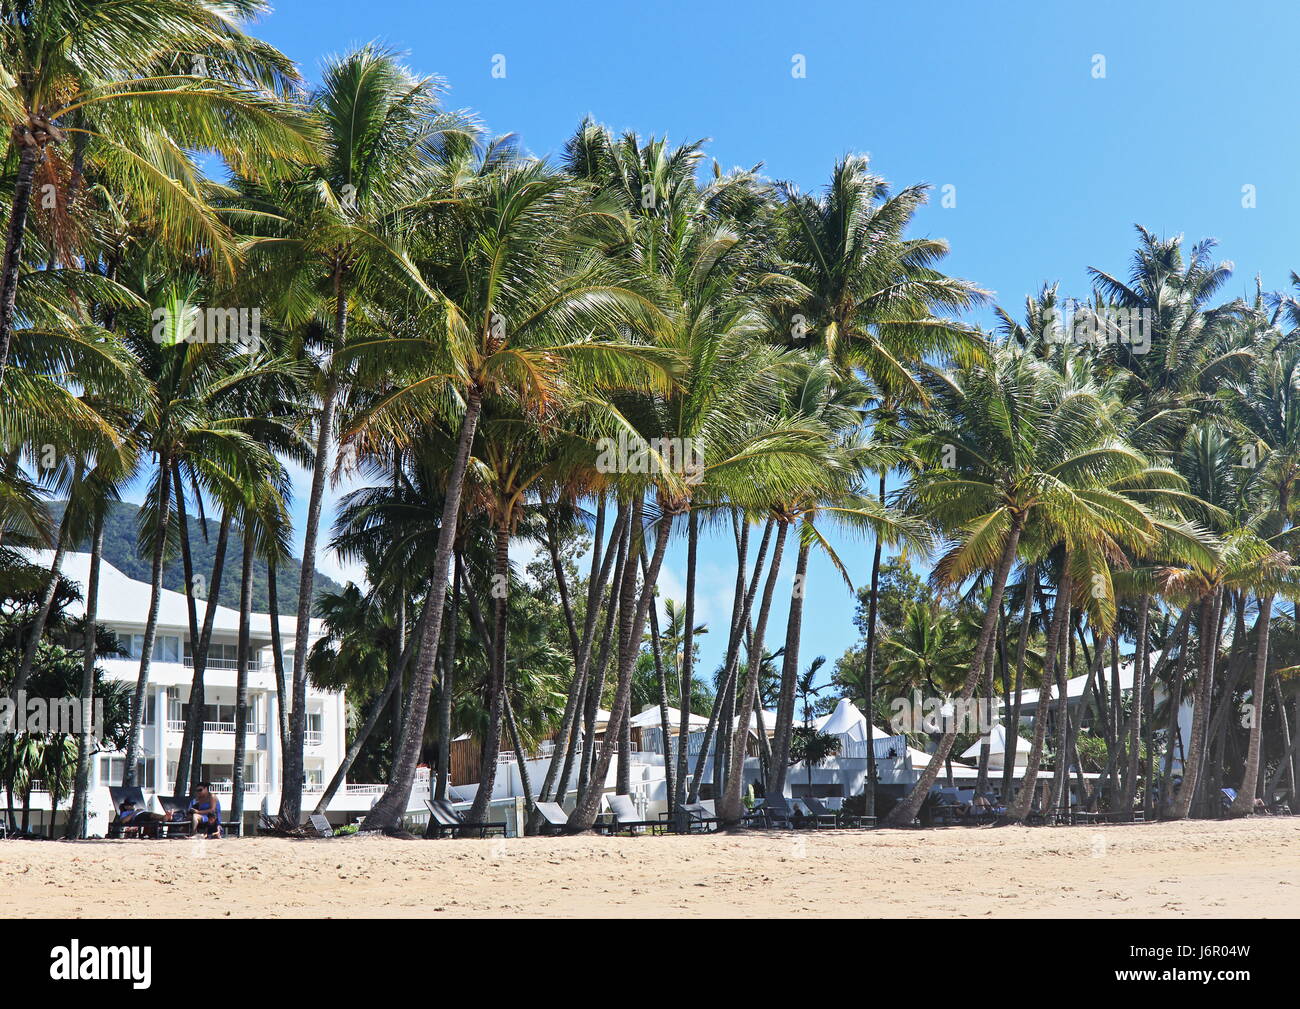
left=0, top=0, right=317, bottom=389
left=353, top=153, right=672, bottom=830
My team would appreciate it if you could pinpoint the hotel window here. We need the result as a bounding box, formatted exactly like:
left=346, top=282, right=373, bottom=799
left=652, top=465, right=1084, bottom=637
left=121, top=633, right=179, bottom=662
left=98, top=757, right=153, bottom=788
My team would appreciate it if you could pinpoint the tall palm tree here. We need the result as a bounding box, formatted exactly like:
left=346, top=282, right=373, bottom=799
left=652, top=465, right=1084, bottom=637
left=885, top=347, right=1162, bottom=826
left=0, top=0, right=316, bottom=388
left=354, top=155, right=671, bottom=830
left=233, top=44, right=469, bottom=823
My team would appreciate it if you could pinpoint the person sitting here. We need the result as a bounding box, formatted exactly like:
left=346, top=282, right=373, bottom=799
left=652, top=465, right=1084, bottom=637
left=188, top=782, right=223, bottom=838
left=116, top=799, right=167, bottom=838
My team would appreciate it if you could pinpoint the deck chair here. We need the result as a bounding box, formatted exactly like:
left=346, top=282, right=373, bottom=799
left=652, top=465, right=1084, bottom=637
left=798, top=796, right=843, bottom=828
left=680, top=801, right=721, bottom=833
left=424, top=799, right=507, bottom=839
left=533, top=801, right=569, bottom=835
left=604, top=794, right=664, bottom=835
left=756, top=796, right=801, bottom=829
left=107, top=786, right=148, bottom=838
left=1220, top=787, right=1238, bottom=815
left=308, top=814, right=334, bottom=838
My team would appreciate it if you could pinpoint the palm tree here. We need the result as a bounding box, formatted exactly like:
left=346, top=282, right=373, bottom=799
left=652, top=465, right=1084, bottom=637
left=0, top=0, right=316, bottom=389
left=778, top=155, right=985, bottom=815
left=355, top=154, right=672, bottom=830
left=232, top=44, right=469, bottom=824
left=118, top=278, right=303, bottom=787
left=885, top=346, right=1162, bottom=826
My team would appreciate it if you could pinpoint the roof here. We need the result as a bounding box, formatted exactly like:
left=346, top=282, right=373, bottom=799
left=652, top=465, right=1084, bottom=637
left=1014, top=653, right=1153, bottom=710
left=27, top=550, right=324, bottom=641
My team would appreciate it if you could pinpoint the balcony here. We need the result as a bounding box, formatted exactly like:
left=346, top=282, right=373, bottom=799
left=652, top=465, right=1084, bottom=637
left=184, top=656, right=265, bottom=671
left=166, top=720, right=262, bottom=735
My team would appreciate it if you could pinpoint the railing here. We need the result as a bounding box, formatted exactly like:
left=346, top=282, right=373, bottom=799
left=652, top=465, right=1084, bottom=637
left=164, top=719, right=260, bottom=735
left=305, top=731, right=324, bottom=746
left=185, top=657, right=265, bottom=671
left=840, top=734, right=911, bottom=760
left=208, top=781, right=268, bottom=794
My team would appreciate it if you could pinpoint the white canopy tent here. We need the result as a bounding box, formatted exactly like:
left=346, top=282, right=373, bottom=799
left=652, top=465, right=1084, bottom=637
left=959, top=723, right=1028, bottom=768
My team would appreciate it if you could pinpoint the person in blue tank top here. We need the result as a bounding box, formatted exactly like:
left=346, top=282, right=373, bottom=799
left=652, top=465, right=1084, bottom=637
left=188, top=782, right=223, bottom=838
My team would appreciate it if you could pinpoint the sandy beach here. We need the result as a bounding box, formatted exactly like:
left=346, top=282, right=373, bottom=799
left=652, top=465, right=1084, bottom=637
left=1, top=817, right=1296, bottom=918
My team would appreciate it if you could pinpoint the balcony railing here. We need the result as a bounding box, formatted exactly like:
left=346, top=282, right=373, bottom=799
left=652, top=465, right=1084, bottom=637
left=166, top=719, right=261, bottom=735
left=184, top=656, right=266, bottom=671
left=208, top=781, right=267, bottom=794
left=305, top=730, right=324, bottom=746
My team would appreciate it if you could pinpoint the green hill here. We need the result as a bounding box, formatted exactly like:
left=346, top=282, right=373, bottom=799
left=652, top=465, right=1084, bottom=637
left=55, top=501, right=345, bottom=616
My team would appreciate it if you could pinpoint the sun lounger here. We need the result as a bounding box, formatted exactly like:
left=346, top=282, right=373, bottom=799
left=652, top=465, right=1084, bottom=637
left=308, top=814, right=334, bottom=838
left=603, top=793, right=665, bottom=835
left=157, top=795, right=239, bottom=837
left=533, top=801, right=570, bottom=835
left=107, top=786, right=148, bottom=838
left=800, top=796, right=849, bottom=828
left=661, top=800, right=721, bottom=833
left=424, top=798, right=507, bottom=839
left=755, top=796, right=804, bottom=829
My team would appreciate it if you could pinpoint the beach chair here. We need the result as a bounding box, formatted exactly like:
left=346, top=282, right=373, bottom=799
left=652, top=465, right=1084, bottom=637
left=157, top=794, right=239, bottom=837
left=663, top=800, right=721, bottom=833
left=308, top=814, right=334, bottom=838
left=603, top=794, right=665, bottom=835
left=796, top=796, right=839, bottom=829
left=423, top=799, right=507, bottom=839
left=1220, top=787, right=1238, bottom=816
left=755, top=796, right=802, bottom=829
left=533, top=801, right=570, bottom=835
left=107, top=786, right=148, bottom=838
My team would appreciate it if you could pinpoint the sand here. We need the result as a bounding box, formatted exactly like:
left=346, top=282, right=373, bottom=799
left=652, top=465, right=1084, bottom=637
left=1, top=816, right=1296, bottom=918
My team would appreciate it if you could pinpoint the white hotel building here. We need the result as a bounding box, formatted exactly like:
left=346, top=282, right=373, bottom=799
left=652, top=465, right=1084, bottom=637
left=21, top=551, right=432, bottom=836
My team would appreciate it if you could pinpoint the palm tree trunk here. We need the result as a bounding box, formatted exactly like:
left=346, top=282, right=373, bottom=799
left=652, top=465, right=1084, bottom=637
left=1119, top=596, right=1151, bottom=817
left=268, top=557, right=289, bottom=755
left=231, top=527, right=255, bottom=833
left=123, top=455, right=172, bottom=787
left=0, top=140, right=44, bottom=389
left=1264, top=673, right=1296, bottom=800
left=579, top=523, right=629, bottom=797
left=672, top=509, right=700, bottom=814
left=65, top=511, right=103, bottom=838
left=568, top=504, right=672, bottom=831
left=861, top=469, right=887, bottom=816
left=361, top=390, right=482, bottom=830
left=975, top=641, right=995, bottom=796
left=1001, top=564, right=1037, bottom=801
left=1046, top=606, right=1076, bottom=817
left=434, top=553, right=461, bottom=802
left=467, top=515, right=512, bottom=825
left=769, top=533, right=811, bottom=800
left=720, top=520, right=788, bottom=823
left=687, top=517, right=770, bottom=803
left=1231, top=593, right=1274, bottom=816
left=177, top=509, right=232, bottom=797
left=281, top=372, right=337, bottom=822
left=1168, top=591, right=1221, bottom=819
left=642, top=550, right=676, bottom=815
left=1006, top=566, right=1071, bottom=822
left=538, top=500, right=625, bottom=809
left=13, top=487, right=76, bottom=698
left=504, top=693, right=535, bottom=830
left=313, top=594, right=433, bottom=815
left=888, top=516, right=1026, bottom=827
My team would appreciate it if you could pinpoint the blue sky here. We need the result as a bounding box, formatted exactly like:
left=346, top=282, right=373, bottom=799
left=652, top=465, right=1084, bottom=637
left=132, top=0, right=1300, bottom=688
